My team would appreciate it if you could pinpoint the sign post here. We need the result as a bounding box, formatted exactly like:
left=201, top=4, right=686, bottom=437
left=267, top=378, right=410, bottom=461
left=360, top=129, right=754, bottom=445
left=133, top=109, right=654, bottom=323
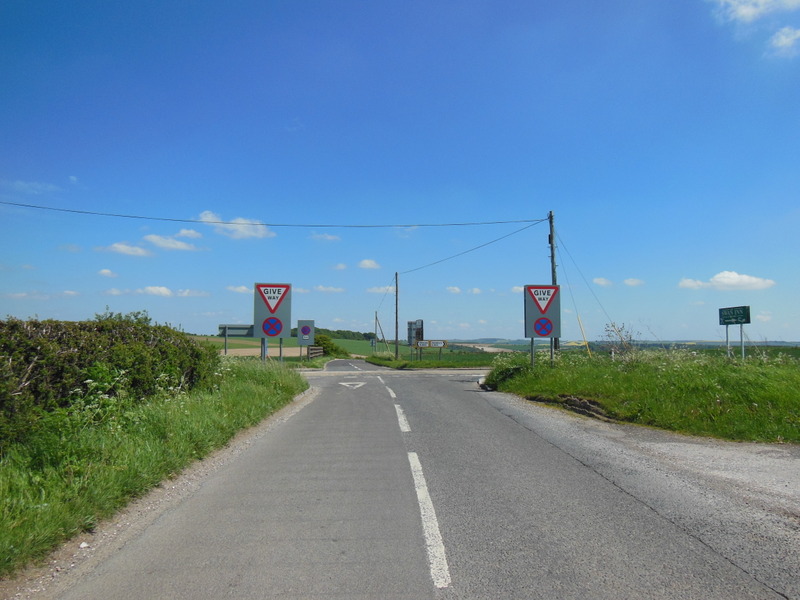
left=254, top=283, right=292, bottom=361
left=524, top=285, right=561, bottom=366
left=719, top=306, right=750, bottom=359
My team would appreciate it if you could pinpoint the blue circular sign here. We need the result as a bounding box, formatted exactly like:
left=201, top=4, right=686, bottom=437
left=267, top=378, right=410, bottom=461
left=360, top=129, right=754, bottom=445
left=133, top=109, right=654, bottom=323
left=301, top=325, right=311, bottom=335
left=263, top=317, right=283, bottom=336
left=534, top=317, right=553, bottom=337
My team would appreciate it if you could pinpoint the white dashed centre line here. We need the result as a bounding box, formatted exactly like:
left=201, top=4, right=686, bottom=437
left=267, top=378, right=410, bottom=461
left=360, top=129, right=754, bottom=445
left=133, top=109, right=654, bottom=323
left=407, top=452, right=452, bottom=589
left=394, top=404, right=411, bottom=433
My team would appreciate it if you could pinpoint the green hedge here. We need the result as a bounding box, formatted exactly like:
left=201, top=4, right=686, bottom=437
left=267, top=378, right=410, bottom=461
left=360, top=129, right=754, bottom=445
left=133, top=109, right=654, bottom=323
left=0, top=316, right=219, bottom=453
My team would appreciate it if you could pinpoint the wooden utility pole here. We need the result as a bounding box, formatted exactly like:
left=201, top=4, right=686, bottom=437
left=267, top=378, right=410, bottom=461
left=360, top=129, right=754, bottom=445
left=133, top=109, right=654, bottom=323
left=394, top=272, right=399, bottom=359
left=549, top=211, right=559, bottom=352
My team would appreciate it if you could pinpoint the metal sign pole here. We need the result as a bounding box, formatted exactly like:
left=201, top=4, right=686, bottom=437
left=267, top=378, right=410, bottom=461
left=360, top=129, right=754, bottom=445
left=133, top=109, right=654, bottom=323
left=726, top=325, right=730, bottom=358
left=740, top=324, right=745, bottom=360
left=530, top=338, right=535, bottom=367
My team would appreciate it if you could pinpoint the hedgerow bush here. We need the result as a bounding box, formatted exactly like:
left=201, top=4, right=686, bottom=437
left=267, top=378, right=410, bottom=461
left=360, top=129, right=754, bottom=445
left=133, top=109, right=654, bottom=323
left=315, top=334, right=350, bottom=358
left=0, top=313, right=219, bottom=453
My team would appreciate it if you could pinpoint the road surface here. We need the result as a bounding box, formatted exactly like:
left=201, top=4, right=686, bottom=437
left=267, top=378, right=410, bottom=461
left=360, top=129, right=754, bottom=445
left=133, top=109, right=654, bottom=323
left=9, top=359, right=799, bottom=599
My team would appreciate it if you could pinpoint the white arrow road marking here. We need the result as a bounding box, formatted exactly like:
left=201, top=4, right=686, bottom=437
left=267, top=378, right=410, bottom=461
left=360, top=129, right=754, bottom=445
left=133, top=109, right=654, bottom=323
left=338, top=382, right=365, bottom=389
left=408, top=452, right=451, bottom=589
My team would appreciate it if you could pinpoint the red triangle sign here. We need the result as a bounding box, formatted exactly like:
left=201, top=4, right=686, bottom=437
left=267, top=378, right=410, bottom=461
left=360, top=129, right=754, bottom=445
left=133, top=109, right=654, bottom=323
left=527, top=286, right=558, bottom=314
left=256, top=284, right=290, bottom=313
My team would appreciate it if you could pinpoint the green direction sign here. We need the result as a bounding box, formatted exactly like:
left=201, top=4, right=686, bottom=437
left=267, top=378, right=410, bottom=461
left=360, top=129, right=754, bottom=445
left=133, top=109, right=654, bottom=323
left=254, top=283, right=292, bottom=339
left=719, top=306, right=750, bottom=325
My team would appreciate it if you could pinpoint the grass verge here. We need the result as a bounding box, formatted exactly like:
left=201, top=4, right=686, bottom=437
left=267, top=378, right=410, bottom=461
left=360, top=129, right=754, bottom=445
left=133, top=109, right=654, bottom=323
left=486, top=349, right=800, bottom=443
left=367, top=350, right=496, bottom=369
left=0, top=357, right=307, bottom=578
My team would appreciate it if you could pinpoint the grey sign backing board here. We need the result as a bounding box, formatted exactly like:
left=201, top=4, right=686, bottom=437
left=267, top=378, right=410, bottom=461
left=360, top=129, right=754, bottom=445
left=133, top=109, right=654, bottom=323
left=254, top=283, right=292, bottom=339
left=524, top=284, right=561, bottom=338
left=297, top=319, right=315, bottom=346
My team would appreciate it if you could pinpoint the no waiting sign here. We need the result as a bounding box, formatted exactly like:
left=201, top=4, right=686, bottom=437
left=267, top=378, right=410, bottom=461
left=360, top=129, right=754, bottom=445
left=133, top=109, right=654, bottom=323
left=524, top=285, right=561, bottom=338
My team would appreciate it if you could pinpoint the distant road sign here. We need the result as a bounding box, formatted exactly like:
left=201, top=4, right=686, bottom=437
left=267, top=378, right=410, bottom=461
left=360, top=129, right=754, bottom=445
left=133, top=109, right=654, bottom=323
left=218, top=324, right=254, bottom=337
left=719, top=306, right=750, bottom=325
left=297, top=319, right=315, bottom=346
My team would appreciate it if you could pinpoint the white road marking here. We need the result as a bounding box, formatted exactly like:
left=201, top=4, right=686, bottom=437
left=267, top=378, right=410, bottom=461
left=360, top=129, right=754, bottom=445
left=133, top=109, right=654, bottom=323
left=386, top=386, right=397, bottom=399
left=377, top=376, right=385, bottom=384
left=338, top=382, right=365, bottom=389
left=394, top=404, right=411, bottom=433
left=407, top=452, right=452, bottom=589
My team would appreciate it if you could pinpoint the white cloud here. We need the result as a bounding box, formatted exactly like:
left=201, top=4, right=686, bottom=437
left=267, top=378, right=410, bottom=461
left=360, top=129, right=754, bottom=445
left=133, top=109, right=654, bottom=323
left=132, top=286, right=208, bottom=297
left=624, top=278, right=645, bottom=287
left=102, top=242, right=153, bottom=257
left=333, top=263, right=347, bottom=270
left=447, top=286, right=462, bottom=294
left=358, top=259, right=380, bottom=269
left=104, top=288, right=126, bottom=296
left=176, top=289, right=210, bottom=297
left=294, top=287, right=310, bottom=293
left=367, top=286, right=395, bottom=293
left=770, top=26, right=800, bottom=54
left=63, top=290, right=79, bottom=297
left=467, top=288, right=482, bottom=294
left=98, top=268, right=118, bottom=278
left=756, top=311, right=773, bottom=322
left=139, top=286, right=173, bottom=297
left=199, top=210, right=275, bottom=240
left=68, top=175, right=78, bottom=184
left=713, top=0, right=800, bottom=23
left=143, top=234, right=199, bottom=251
left=315, top=285, right=345, bottom=293
left=593, top=277, right=613, bottom=287
left=311, top=233, right=340, bottom=242
left=511, top=286, right=524, bottom=293
left=678, top=270, right=776, bottom=290
left=226, top=285, right=251, bottom=294
left=177, top=229, right=202, bottom=239
left=3, top=179, right=60, bottom=194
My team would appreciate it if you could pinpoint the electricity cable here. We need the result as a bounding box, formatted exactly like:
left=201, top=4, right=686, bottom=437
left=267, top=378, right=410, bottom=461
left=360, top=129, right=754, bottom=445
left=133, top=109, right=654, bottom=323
left=0, top=200, right=543, bottom=229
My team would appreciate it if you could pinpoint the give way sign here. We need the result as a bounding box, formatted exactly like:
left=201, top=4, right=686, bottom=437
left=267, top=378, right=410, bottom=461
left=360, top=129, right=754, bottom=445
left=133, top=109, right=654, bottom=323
left=524, top=284, right=561, bottom=338
left=254, top=283, right=292, bottom=339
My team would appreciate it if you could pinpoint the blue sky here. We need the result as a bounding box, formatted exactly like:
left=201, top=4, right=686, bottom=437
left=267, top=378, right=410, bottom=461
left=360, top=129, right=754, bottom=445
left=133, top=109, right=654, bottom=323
left=2, top=1, right=799, bottom=343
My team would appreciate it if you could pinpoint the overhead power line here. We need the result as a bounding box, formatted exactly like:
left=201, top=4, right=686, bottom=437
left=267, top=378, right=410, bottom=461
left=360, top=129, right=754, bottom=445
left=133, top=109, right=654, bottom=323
left=400, top=220, right=545, bottom=275
left=0, top=200, right=544, bottom=229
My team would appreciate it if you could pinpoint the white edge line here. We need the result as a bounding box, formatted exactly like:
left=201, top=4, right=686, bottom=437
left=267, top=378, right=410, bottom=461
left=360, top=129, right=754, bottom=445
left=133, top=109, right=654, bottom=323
left=394, top=404, right=411, bottom=433
left=386, top=386, right=397, bottom=399
left=407, top=452, right=452, bottom=589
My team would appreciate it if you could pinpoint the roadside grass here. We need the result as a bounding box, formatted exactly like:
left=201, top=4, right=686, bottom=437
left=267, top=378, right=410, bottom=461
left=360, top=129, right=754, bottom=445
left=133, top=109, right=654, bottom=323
left=367, top=350, right=496, bottom=369
left=0, top=358, right=307, bottom=578
left=486, top=349, right=800, bottom=443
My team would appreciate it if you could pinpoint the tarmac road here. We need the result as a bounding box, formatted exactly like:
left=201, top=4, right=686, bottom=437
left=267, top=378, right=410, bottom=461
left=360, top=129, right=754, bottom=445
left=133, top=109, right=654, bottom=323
left=7, top=359, right=798, bottom=599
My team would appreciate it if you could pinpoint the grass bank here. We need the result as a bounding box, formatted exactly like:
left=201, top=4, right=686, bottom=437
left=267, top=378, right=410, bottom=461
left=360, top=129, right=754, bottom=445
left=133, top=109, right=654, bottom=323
left=367, top=350, right=496, bottom=369
left=0, top=358, right=307, bottom=578
left=486, top=349, right=800, bottom=443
